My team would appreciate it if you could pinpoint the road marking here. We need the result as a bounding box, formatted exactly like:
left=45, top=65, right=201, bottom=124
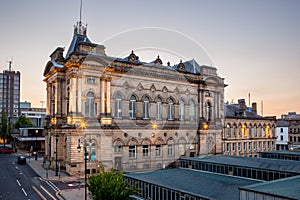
left=16, top=179, right=21, bottom=186
left=32, top=185, right=47, bottom=200
left=40, top=185, right=57, bottom=200
left=22, top=188, right=28, bottom=196
left=46, top=181, right=60, bottom=192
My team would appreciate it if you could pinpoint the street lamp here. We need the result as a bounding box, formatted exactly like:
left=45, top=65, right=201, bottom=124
left=35, top=130, right=38, bottom=160
left=55, top=134, right=59, bottom=176
left=77, top=138, right=88, bottom=200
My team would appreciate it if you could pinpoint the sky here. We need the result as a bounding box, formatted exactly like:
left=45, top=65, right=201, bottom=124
left=0, top=0, right=299, bottom=118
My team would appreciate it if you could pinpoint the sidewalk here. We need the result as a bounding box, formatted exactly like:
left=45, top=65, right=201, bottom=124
left=16, top=150, right=89, bottom=200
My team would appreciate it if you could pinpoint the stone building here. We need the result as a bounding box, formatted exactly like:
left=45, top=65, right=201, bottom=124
left=43, top=21, right=226, bottom=175
left=223, top=99, right=277, bottom=157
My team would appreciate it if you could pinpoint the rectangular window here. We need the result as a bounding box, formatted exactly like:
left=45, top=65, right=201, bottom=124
left=253, top=142, right=257, bottom=150
left=167, top=144, right=173, bottom=156
left=86, top=76, right=96, bottom=84
left=155, top=145, right=161, bottom=156
left=114, top=146, right=122, bottom=153
left=280, top=135, right=283, bottom=141
left=232, top=143, right=236, bottom=152
left=238, top=143, right=241, bottom=151
left=243, top=142, right=247, bottom=151
left=143, top=145, right=149, bottom=157
left=248, top=142, right=252, bottom=150
left=129, top=145, right=136, bottom=158
left=226, top=143, right=230, bottom=152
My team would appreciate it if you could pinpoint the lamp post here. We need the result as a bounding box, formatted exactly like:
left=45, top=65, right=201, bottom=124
left=55, top=134, right=59, bottom=176
left=35, top=130, right=38, bottom=160
left=77, top=138, right=88, bottom=200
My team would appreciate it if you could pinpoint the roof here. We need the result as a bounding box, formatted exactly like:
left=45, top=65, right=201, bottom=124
left=66, top=34, right=91, bottom=58
left=260, top=150, right=300, bottom=156
left=277, top=120, right=290, bottom=127
left=182, top=155, right=300, bottom=174
left=125, top=168, right=261, bottom=200
left=172, top=59, right=201, bottom=74
left=239, top=176, right=300, bottom=199
left=225, top=103, right=263, bottom=119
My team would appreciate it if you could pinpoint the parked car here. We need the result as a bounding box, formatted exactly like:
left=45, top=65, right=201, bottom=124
left=0, top=146, right=14, bottom=154
left=17, top=156, right=26, bottom=164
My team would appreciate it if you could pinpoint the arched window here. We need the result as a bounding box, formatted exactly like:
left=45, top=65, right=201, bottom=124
left=114, top=94, right=122, bottom=118
left=189, top=100, right=195, bottom=121
left=86, top=139, right=97, bottom=161
left=129, top=95, right=136, bottom=119
left=143, top=96, right=150, bottom=119
left=52, top=86, right=56, bottom=115
left=226, top=124, right=231, bottom=138
left=205, top=101, right=212, bottom=121
left=155, top=97, right=162, bottom=120
left=179, top=100, right=185, bottom=121
left=85, top=92, right=95, bottom=117
left=66, top=87, right=70, bottom=115
left=167, top=98, right=174, bottom=120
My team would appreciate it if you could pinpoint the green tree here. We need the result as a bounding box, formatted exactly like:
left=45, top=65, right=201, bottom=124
left=0, top=111, right=9, bottom=144
left=87, top=166, right=137, bottom=200
left=14, top=115, right=35, bottom=129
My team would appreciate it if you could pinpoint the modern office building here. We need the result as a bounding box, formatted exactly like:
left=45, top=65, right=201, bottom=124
left=43, top=20, right=226, bottom=175
left=0, top=61, right=21, bottom=117
left=20, top=101, right=46, bottom=128
left=222, top=99, right=277, bottom=157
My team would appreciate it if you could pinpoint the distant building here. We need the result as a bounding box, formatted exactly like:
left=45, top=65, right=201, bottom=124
left=281, top=112, right=300, bottom=124
left=13, top=102, right=46, bottom=152
left=20, top=101, right=46, bottom=128
left=288, top=124, right=300, bottom=150
left=276, top=120, right=289, bottom=150
left=0, top=61, right=21, bottom=117
left=223, top=99, right=277, bottom=157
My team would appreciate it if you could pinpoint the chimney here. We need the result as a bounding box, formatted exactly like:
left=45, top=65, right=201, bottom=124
left=238, top=99, right=246, bottom=116
left=252, top=102, right=257, bottom=114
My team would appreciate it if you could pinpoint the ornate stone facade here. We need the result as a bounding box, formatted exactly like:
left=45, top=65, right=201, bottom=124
left=43, top=22, right=226, bottom=175
left=223, top=100, right=277, bottom=157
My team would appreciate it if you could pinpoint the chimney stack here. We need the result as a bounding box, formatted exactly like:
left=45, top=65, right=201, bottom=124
left=238, top=99, right=246, bottom=117
left=252, top=102, right=257, bottom=114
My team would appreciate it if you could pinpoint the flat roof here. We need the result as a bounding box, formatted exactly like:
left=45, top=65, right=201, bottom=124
left=240, top=175, right=300, bottom=199
left=260, top=150, right=300, bottom=156
left=125, top=168, right=262, bottom=200
left=181, top=155, right=300, bottom=174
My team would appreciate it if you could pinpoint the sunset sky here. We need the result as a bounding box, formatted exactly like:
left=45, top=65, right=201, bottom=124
left=0, top=0, right=299, bottom=118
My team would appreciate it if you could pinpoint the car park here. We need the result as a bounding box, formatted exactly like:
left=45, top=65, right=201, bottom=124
left=17, top=156, right=26, bottom=164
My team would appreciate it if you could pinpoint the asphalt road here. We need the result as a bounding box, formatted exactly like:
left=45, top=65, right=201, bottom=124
left=0, top=153, right=56, bottom=200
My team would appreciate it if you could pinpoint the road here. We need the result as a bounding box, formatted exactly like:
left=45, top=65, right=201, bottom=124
left=0, top=153, right=57, bottom=200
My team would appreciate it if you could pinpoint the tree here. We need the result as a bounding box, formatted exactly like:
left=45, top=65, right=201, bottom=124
left=0, top=111, right=9, bottom=145
left=14, top=115, right=35, bottom=129
left=87, top=166, right=137, bottom=200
